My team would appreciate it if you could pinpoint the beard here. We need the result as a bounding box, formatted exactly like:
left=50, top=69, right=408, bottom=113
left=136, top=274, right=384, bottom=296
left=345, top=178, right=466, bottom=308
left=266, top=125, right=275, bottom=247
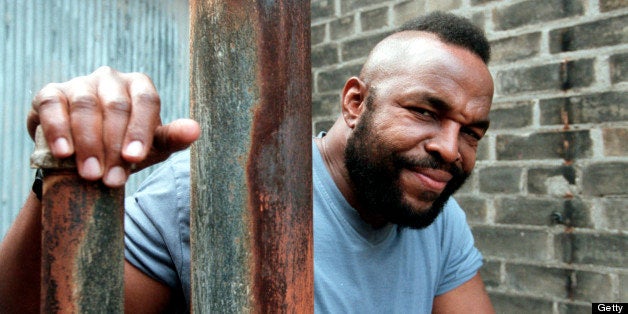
left=344, top=100, right=470, bottom=229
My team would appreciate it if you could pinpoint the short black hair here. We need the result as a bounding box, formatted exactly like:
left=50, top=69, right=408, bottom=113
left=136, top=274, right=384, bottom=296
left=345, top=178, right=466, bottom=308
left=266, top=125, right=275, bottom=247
left=399, top=11, right=491, bottom=64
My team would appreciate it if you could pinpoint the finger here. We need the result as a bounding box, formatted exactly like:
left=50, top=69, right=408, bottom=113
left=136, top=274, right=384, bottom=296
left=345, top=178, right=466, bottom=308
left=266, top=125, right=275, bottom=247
left=120, top=72, right=162, bottom=163
left=152, top=119, right=201, bottom=154
left=98, top=72, right=133, bottom=187
left=31, top=83, right=74, bottom=158
left=135, top=119, right=201, bottom=170
left=66, top=77, right=104, bottom=181
left=26, top=109, right=40, bottom=140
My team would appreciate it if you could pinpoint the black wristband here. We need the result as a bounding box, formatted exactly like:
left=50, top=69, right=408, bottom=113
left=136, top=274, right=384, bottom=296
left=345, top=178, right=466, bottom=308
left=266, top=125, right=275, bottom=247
left=32, top=169, right=44, bottom=201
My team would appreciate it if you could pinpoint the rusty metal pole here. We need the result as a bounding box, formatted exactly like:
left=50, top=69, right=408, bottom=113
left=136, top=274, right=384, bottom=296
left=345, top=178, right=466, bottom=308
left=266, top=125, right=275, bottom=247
left=31, top=127, right=125, bottom=313
left=189, top=0, right=313, bottom=312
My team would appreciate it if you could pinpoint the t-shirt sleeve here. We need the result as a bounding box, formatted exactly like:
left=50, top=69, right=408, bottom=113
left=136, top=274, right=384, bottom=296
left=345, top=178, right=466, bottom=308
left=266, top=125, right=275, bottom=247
left=123, top=151, right=191, bottom=297
left=435, top=198, right=483, bottom=295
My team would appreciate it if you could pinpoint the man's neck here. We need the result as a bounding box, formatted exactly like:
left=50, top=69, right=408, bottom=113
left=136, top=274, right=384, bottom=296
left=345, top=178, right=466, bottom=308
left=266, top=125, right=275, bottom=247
left=315, top=130, right=388, bottom=229
left=315, top=132, right=354, bottom=205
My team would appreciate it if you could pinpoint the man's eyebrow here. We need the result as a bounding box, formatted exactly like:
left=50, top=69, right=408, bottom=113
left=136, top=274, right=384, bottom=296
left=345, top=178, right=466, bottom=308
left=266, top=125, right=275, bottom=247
left=424, top=95, right=451, bottom=112
left=424, top=95, right=491, bottom=131
left=469, top=119, right=490, bottom=132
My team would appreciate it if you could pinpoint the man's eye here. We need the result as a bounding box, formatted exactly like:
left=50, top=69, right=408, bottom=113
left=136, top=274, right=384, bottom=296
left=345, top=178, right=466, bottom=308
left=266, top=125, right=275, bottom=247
left=462, top=128, right=482, bottom=140
left=411, top=107, right=435, bottom=118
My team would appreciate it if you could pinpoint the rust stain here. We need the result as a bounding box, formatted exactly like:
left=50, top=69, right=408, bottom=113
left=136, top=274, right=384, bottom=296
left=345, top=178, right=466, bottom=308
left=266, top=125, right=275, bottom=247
left=41, top=171, right=124, bottom=313
left=189, top=0, right=312, bottom=312
left=560, top=106, right=570, bottom=131
left=559, top=58, right=571, bottom=91
left=246, top=1, right=313, bottom=312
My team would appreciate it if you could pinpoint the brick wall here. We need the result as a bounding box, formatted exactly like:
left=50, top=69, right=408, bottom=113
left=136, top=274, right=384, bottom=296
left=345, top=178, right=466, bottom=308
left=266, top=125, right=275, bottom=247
left=311, top=0, right=627, bottom=312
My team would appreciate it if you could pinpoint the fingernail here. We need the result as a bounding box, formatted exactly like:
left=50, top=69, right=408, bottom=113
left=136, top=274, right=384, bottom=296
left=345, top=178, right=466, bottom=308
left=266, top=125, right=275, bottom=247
left=53, top=138, right=70, bottom=155
left=104, top=166, right=126, bottom=187
left=125, top=141, right=143, bottom=158
left=82, top=157, right=102, bottom=179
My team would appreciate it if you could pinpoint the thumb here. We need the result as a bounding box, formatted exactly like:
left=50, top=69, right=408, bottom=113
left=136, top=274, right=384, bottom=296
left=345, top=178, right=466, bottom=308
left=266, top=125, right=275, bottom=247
left=153, top=119, right=201, bottom=153
left=131, top=119, right=200, bottom=170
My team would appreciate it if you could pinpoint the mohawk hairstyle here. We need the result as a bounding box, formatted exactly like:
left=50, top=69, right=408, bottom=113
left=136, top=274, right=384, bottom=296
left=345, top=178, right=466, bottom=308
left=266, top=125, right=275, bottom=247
left=399, top=11, right=491, bottom=64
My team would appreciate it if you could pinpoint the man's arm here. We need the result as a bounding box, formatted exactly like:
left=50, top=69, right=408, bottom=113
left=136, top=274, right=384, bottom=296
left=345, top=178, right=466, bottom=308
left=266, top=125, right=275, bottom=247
left=0, top=193, right=42, bottom=313
left=124, top=261, right=174, bottom=313
left=432, top=273, right=494, bottom=314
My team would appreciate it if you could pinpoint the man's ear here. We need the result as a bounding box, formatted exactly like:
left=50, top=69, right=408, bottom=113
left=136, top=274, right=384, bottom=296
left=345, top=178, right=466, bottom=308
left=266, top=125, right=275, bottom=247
left=341, top=77, right=368, bottom=129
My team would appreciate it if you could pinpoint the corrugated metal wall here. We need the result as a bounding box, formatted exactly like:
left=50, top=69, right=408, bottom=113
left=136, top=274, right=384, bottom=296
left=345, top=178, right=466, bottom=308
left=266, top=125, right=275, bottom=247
left=0, top=0, right=190, bottom=238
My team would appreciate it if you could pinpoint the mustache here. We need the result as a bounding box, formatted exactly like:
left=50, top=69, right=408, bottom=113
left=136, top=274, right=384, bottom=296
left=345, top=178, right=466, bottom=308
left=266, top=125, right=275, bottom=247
left=395, top=154, right=464, bottom=177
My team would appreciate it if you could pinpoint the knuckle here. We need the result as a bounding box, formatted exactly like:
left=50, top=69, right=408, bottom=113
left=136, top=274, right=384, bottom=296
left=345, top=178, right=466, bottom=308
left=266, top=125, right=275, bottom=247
left=104, top=98, right=131, bottom=114
left=134, top=91, right=161, bottom=107
left=34, top=95, right=59, bottom=111
left=33, top=84, right=64, bottom=108
left=93, top=66, right=124, bottom=81
left=70, top=93, right=99, bottom=111
left=126, top=72, right=157, bottom=88
left=94, top=65, right=115, bottom=75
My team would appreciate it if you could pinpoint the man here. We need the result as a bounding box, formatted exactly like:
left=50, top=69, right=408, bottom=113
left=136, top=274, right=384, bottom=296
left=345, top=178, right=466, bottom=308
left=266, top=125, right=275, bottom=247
left=0, top=12, right=494, bottom=313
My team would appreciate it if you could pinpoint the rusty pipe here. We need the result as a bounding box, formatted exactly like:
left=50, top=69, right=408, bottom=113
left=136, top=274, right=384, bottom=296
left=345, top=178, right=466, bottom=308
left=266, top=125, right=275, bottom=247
left=189, top=0, right=313, bottom=312
left=31, top=127, right=124, bottom=313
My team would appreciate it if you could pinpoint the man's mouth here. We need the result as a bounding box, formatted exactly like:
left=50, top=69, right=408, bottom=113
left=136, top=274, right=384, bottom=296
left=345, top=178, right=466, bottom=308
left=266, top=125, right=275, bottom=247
left=412, top=168, right=453, bottom=192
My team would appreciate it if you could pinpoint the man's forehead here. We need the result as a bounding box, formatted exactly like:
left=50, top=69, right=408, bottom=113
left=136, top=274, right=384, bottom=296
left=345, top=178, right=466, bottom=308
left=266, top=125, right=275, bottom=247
left=361, top=32, right=458, bottom=83
left=370, top=32, right=449, bottom=61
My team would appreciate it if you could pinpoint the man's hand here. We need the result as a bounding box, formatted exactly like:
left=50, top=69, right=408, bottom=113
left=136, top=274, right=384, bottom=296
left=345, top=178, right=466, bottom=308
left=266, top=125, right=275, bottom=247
left=27, top=66, right=200, bottom=187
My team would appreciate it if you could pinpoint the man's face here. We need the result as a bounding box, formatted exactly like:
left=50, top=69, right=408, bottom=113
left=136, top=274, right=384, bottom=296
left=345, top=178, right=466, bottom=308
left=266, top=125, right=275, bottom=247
left=343, top=40, right=493, bottom=229
left=345, top=94, right=471, bottom=229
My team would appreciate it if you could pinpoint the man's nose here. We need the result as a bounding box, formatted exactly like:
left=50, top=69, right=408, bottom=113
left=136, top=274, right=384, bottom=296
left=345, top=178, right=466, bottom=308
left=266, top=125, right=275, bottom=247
left=424, top=121, right=461, bottom=164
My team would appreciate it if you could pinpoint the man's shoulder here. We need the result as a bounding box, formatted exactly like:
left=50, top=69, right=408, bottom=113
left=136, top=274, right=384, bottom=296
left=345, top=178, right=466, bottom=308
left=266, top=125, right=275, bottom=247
left=165, top=150, right=191, bottom=174
left=131, top=150, right=192, bottom=205
left=141, top=150, right=191, bottom=185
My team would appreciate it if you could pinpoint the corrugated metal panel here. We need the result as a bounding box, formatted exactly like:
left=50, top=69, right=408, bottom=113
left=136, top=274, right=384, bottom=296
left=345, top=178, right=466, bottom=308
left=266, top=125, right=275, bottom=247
left=0, top=0, right=190, bottom=238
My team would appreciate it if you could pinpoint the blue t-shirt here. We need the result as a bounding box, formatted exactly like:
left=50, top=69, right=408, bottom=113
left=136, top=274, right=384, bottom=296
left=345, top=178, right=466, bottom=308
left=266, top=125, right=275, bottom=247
left=124, top=142, right=483, bottom=312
